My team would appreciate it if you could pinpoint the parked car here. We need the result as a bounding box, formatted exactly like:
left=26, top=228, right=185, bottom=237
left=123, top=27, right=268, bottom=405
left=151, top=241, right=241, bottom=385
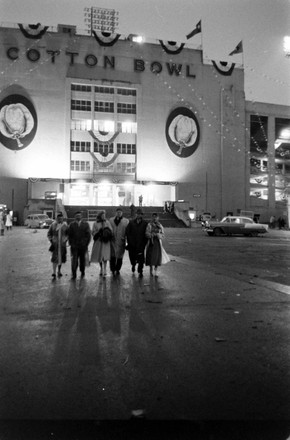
left=24, top=214, right=53, bottom=229
left=204, top=216, right=269, bottom=237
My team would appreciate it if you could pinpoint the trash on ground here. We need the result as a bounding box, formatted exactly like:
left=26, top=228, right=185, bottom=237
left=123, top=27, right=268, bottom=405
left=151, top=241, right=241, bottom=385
left=215, top=337, right=227, bottom=342
left=145, top=300, right=162, bottom=304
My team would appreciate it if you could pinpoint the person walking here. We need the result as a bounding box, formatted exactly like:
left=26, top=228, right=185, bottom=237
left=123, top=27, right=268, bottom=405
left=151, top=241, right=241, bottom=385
left=145, top=212, right=170, bottom=277
left=269, top=215, right=276, bottom=229
left=5, top=210, right=13, bottom=231
left=109, top=208, right=129, bottom=276
left=126, top=208, right=148, bottom=278
left=129, top=203, right=136, bottom=219
left=47, top=212, right=69, bottom=280
left=91, top=210, right=113, bottom=278
left=0, top=209, right=6, bottom=236
left=68, top=211, right=91, bottom=279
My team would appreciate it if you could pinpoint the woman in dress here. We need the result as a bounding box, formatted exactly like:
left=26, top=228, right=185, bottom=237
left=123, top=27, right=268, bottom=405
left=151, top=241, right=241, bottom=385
left=145, top=212, right=170, bottom=276
left=5, top=210, right=13, bottom=231
left=47, top=212, right=69, bottom=279
left=90, top=210, right=113, bottom=277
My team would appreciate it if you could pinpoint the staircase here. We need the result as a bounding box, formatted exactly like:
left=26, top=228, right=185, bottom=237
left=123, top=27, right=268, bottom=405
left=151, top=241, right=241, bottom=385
left=64, top=205, right=187, bottom=228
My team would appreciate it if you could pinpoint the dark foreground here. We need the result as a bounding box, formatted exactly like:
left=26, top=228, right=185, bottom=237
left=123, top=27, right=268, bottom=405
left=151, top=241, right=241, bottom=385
left=0, top=226, right=290, bottom=439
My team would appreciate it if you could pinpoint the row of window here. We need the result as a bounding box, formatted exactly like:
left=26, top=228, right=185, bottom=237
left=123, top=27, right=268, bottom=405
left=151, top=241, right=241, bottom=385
left=71, top=160, right=136, bottom=173
left=71, top=84, right=137, bottom=96
left=71, top=100, right=136, bottom=114
left=70, top=142, right=136, bottom=154
left=71, top=119, right=137, bottom=133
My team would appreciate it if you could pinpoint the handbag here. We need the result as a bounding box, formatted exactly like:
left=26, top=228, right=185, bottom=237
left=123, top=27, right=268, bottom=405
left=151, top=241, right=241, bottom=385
left=49, top=243, right=55, bottom=252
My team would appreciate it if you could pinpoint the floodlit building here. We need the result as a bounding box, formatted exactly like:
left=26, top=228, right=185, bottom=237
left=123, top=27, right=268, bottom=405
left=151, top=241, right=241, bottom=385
left=0, top=22, right=289, bottom=224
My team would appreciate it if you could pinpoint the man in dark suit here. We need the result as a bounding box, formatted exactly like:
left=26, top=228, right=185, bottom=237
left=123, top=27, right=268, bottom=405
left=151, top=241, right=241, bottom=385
left=68, top=211, right=91, bottom=279
left=126, top=208, right=148, bottom=278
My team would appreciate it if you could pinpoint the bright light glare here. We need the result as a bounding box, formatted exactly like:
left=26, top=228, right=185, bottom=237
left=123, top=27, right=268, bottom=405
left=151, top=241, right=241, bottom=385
left=280, top=128, right=290, bottom=139
left=95, top=120, right=114, bottom=132
left=132, top=35, right=143, bottom=43
left=283, top=36, right=290, bottom=56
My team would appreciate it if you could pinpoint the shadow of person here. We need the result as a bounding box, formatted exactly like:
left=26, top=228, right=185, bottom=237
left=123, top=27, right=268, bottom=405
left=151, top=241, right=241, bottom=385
left=95, top=278, right=121, bottom=335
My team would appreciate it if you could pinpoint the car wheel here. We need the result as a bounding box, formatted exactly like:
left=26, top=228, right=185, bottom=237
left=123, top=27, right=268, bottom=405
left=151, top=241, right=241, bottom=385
left=214, top=227, right=223, bottom=236
left=249, top=232, right=258, bottom=237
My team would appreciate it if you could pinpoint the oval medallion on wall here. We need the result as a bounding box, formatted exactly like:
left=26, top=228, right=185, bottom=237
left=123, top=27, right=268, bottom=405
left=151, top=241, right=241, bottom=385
left=165, top=107, right=200, bottom=158
left=0, top=94, right=37, bottom=151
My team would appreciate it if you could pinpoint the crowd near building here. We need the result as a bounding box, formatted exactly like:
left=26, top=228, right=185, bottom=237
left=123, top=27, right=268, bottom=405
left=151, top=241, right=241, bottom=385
left=0, top=16, right=289, bottom=225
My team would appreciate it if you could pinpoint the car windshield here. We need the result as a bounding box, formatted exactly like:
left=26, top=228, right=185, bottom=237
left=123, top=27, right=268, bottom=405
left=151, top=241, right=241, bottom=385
left=38, top=215, right=49, bottom=220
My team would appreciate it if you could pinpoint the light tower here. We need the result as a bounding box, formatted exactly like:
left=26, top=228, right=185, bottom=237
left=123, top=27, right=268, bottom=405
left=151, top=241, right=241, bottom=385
left=83, top=6, right=119, bottom=35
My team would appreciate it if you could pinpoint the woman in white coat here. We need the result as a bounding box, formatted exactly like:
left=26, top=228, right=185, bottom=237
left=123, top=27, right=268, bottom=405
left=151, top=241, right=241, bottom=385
left=90, top=210, right=113, bottom=277
left=109, top=207, right=129, bottom=275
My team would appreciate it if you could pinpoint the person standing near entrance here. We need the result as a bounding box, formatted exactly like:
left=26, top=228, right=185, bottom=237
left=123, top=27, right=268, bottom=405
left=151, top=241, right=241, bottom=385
left=68, top=211, right=91, bottom=279
left=126, top=208, right=148, bottom=278
left=109, top=207, right=129, bottom=275
left=47, top=212, right=69, bottom=279
left=5, top=209, right=13, bottom=231
left=91, top=210, right=113, bottom=278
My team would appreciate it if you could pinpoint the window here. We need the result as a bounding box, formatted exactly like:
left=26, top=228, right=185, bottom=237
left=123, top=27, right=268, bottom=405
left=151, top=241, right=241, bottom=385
left=117, top=103, right=136, bottom=114
left=94, top=143, right=114, bottom=154
left=95, top=86, right=114, bottom=94
left=71, top=160, right=90, bottom=171
left=117, top=88, right=136, bottom=96
left=71, top=100, right=91, bottom=111
left=94, top=101, right=114, bottom=112
left=93, top=120, right=115, bottom=132
left=250, top=115, right=268, bottom=154
left=116, top=162, right=136, bottom=173
left=71, top=141, right=91, bottom=152
left=71, top=84, right=91, bottom=92
left=71, top=120, right=92, bottom=130
left=93, top=163, right=114, bottom=173
left=117, top=122, right=137, bottom=133
left=117, top=143, right=136, bottom=154
left=275, top=118, right=290, bottom=159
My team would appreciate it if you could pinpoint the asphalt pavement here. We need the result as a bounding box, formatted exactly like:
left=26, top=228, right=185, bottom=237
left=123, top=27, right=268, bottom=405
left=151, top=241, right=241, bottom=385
left=0, top=226, right=290, bottom=439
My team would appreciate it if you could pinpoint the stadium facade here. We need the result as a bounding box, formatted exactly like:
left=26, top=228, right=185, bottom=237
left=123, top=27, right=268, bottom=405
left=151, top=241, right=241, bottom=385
left=0, top=23, right=289, bottom=224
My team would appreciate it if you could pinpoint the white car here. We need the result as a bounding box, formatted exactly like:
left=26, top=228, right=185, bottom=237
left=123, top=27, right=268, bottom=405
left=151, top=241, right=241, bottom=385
left=24, top=214, right=53, bottom=229
left=204, top=216, right=269, bottom=237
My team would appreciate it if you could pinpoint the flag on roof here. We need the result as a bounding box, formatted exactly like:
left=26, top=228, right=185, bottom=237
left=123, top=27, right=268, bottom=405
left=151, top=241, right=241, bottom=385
left=229, top=41, right=243, bottom=56
left=186, top=20, right=202, bottom=40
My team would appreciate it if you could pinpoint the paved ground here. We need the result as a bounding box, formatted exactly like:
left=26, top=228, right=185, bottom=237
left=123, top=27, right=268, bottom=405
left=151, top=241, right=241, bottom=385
left=0, top=226, right=290, bottom=438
